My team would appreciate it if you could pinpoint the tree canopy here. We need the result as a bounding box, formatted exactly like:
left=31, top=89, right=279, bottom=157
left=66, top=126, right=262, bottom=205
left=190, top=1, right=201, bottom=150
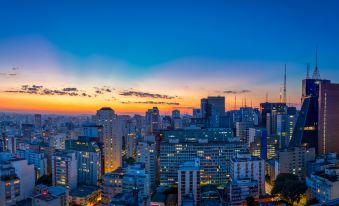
left=272, top=173, right=307, bottom=204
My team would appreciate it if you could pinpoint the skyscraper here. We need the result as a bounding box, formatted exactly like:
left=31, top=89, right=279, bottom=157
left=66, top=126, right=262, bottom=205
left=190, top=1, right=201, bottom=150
left=65, top=137, right=102, bottom=186
left=52, top=151, right=78, bottom=190
left=96, top=107, right=122, bottom=172
left=200, top=96, right=225, bottom=128
left=289, top=56, right=330, bottom=152
left=145, top=107, right=160, bottom=134
left=318, top=81, right=339, bottom=154
left=34, top=114, right=42, bottom=131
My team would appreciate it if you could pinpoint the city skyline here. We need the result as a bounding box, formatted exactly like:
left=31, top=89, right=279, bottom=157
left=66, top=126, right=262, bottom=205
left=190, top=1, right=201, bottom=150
left=1, top=0, right=339, bottom=114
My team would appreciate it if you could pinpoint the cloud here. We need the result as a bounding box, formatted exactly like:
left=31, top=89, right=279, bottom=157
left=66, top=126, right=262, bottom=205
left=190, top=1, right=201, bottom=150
left=223, top=89, right=251, bottom=94
left=93, top=86, right=115, bottom=94
left=4, top=85, right=92, bottom=97
left=0, top=67, right=20, bottom=77
left=121, top=101, right=180, bottom=105
left=62, top=87, right=78, bottom=92
left=119, top=90, right=176, bottom=99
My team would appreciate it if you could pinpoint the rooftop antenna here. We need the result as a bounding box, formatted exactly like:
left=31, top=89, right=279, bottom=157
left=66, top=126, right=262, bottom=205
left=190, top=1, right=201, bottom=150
left=306, top=63, right=310, bottom=79
left=283, top=64, right=287, bottom=104
left=244, top=96, right=247, bottom=107
left=250, top=100, right=253, bottom=108
left=234, top=95, right=237, bottom=110
left=312, top=47, right=321, bottom=79
left=279, top=87, right=282, bottom=103
left=266, top=92, right=269, bottom=102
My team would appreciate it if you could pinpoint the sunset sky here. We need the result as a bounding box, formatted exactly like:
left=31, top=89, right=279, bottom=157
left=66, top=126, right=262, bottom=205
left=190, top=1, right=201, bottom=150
left=1, top=0, right=339, bottom=115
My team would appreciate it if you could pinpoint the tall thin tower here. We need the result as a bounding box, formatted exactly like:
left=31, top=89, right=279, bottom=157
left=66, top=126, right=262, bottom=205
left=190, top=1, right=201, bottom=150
left=313, top=47, right=321, bottom=79
left=283, top=64, right=287, bottom=103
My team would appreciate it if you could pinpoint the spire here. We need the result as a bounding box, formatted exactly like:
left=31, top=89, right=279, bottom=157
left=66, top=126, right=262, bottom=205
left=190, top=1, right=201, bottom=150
left=283, top=64, right=287, bottom=104
left=312, top=47, right=321, bottom=79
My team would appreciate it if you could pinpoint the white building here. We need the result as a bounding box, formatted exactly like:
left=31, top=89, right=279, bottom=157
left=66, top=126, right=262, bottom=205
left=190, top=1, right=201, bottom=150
left=178, top=160, right=201, bottom=206
left=0, top=152, right=35, bottom=205
left=96, top=107, right=122, bottom=173
left=52, top=151, right=77, bottom=190
left=230, top=153, right=265, bottom=196
left=307, top=166, right=339, bottom=203
left=16, top=149, right=47, bottom=179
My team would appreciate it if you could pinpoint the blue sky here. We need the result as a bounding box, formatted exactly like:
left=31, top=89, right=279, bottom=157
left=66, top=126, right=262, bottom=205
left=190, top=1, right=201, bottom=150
left=0, top=0, right=338, bottom=113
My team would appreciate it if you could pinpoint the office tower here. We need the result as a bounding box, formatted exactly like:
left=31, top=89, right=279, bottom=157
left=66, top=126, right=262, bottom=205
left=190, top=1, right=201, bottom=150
left=16, top=149, right=47, bottom=179
left=137, top=141, right=156, bottom=192
left=259, top=102, right=287, bottom=129
left=277, top=108, right=297, bottom=149
left=236, top=121, right=254, bottom=145
left=52, top=151, right=78, bottom=190
left=122, top=163, right=150, bottom=205
left=124, top=119, right=138, bottom=159
left=65, top=137, right=102, bottom=186
left=101, top=168, right=123, bottom=205
left=178, top=160, right=201, bottom=206
left=34, top=114, right=42, bottom=131
left=160, top=128, right=246, bottom=186
left=96, top=107, right=122, bottom=173
left=201, top=96, right=225, bottom=128
left=192, top=108, right=201, bottom=118
left=290, top=57, right=330, bottom=152
left=267, top=136, right=279, bottom=159
left=248, top=128, right=268, bottom=159
left=278, top=146, right=315, bottom=179
left=146, top=107, right=160, bottom=134
left=81, top=123, right=105, bottom=176
left=32, top=185, right=69, bottom=206
left=318, top=82, right=339, bottom=154
left=21, top=123, right=34, bottom=142
left=240, top=107, right=255, bottom=123
left=172, top=109, right=180, bottom=119
left=0, top=152, right=35, bottom=204
left=230, top=153, right=265, bottom=196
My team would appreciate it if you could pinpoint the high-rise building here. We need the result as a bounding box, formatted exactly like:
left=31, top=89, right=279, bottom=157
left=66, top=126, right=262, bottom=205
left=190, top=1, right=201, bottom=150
left=137, top=141, right=156, bottom=192
left=96, top=107, right=122, bottom=172
left=178, top=160, right=201, bottom=206
left=289, top=58, right=330, bottom=152
left=160, top=129, right=246, bottom=186
left=172, top=109, right=180, bottom=119
left=34, top=114, right=42, bottom=131
left=259, top=102, right=287, bottom=129
left=65, top=137, right=102, bottom=186
left=278, top=146, right=315, bottom=179
left=146, top=107, right=160, bottom=134
left=201, top=96, right=225, bottom=128
left=230, top=153, right=265, bottom=196
left=236, top=121, right=254, bottom=145
left=52, top=151, right=78, bottom=190
left=248, top=128, right=267, bottom=160
left=21, top=123, right=34, bottom=143
left=0, top=152, right=35, bottom=204
left=16, top=149, right=47, bottom=179
left=318, top=82, right=339, bottom=154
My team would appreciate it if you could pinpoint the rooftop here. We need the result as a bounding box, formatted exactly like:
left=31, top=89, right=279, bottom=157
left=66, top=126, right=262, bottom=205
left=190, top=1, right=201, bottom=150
left=70, top=185, right=99, bottom=197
